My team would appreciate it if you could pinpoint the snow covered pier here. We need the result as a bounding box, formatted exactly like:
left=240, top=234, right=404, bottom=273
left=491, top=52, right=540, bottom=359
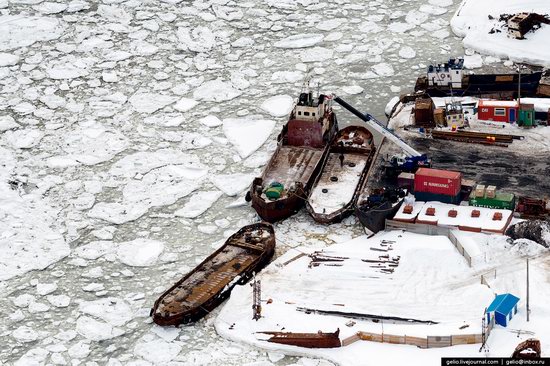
left=215, top=231, right=500, bottom=364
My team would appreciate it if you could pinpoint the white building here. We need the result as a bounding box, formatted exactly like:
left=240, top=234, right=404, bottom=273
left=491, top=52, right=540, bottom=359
left=427, top=58, right=464, bottom=88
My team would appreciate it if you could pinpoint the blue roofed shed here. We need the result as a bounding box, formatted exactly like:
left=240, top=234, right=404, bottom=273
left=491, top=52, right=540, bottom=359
left=486, top=293, right=520, bottom=327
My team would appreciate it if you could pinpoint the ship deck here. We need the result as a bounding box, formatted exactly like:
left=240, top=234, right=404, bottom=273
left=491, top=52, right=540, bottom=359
left=155, top=229, right=270, bottom=318
left=262, top=145, right=324, bottom=190
left=308, top=153, right=368, bottom=215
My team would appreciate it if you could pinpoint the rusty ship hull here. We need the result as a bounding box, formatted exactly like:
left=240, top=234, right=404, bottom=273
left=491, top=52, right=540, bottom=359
left=151, top=223, right=275, bottom=326
left=306, top=126, right=376, bottom=224
left=259, top=329, right=341, bottom=348
left=249, top=92, right=338, bottom=223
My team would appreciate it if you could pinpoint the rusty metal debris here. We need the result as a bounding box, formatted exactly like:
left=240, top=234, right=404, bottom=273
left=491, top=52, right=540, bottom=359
left=511, top=338, right=541, bottom=359
left=258, top=329, right=341, bottom=348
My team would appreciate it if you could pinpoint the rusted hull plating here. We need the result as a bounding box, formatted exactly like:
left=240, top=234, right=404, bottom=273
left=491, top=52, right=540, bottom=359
left=251, top=178, right=307, bottom=223
left=259, top=329, right=341, bottom=348
left=306, top=126, right=376, bottom=224
left=151, top=223, right=275, bottom=326
left=250, top=116, right=338, bottom=223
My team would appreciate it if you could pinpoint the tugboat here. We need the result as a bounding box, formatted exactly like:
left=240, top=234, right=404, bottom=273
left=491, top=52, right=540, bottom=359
left=306, top=126, right=376, bottom=224
left=247, top=90, right=338, bottom=222
left=151, top=223, right=275, bottom=326
left=355, top=187, right=407, bottom=233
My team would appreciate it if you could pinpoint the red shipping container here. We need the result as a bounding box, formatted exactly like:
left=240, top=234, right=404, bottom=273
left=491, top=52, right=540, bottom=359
left=414, top=168, right=462, bottom=196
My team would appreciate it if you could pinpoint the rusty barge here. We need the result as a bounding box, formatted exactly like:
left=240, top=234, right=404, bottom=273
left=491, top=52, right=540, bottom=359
left=258, top=329, right=341, bottom=348
left=151, top=223, right=275, bottom=326
left=248, top=92, right=338, bottom=222
left=306, top=126, right=376, bottom=224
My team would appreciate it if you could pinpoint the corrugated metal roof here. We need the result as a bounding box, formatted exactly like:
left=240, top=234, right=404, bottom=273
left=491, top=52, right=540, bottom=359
left=486, top=293, right=520, bottom=315
left=415, top=167, right=461, bottom=180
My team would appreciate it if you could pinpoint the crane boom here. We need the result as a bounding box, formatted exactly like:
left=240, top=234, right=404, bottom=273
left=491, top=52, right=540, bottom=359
left=332, top=95, right=422, bottom=157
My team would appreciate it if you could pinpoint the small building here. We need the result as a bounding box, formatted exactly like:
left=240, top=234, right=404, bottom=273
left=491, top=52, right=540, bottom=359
left=427, top=58, right=464, bottom=88
left=414, top=98, right=435, bottom=127
left=486, top=293, right=520, bottom=327
left=518, top=103, right=535, bottom=126
left=445, top=101, right=464, bottom=127
left=477, top=100, right=519, bottom=123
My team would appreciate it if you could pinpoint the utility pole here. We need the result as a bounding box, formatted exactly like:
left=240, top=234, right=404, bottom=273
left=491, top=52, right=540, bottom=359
left=252, top=275, right=262, bottom=321
left=526, top=257, right=530, bottom=322
left=518, top=64, right=522, bottom=105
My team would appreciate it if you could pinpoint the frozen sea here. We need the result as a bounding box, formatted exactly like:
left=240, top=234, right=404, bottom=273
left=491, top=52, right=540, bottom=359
left=0, top=0, right=531, bottom=365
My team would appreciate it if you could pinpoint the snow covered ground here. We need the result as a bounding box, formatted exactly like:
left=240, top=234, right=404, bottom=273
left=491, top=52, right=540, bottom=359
left=451, top=0, right=550, bottom=67
left=217, top=231, right=550, bottom=366
left=1, top=0, right=548, bottom=365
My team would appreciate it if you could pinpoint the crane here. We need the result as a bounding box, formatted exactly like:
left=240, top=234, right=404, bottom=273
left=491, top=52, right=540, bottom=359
left=332, top=95, right=431, bottom=175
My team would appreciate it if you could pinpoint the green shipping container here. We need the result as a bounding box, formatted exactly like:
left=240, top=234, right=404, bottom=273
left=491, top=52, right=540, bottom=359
left=469, top=191, right=515, bottom=210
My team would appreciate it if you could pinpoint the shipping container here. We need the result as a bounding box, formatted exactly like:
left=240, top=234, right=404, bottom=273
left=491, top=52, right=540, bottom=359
left=469, top=191, right=515, bottom=210
left=414, top=168, right=462, bottom=196
left=414, top=191, right=462, bottom=204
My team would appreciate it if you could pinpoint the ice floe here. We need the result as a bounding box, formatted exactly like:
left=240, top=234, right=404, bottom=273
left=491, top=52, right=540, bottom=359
left=129, top=92, right=177, bottom=114
left=134, top=334, right=183, bottom=364
left=300, top=47, right=334, bottom=63
left=193, top=79, right=243, bottom=102
left=174, top=190, right=223, bottom=218
left=211, top=173, right=255, bottom=196
left=0, top=16, right=64, bottom=51
left=90, top=163, right=208, bottom=224
left=52, top=122, right=129, bottom=166
left=0, top=148, right=69, bottom=281
left=0, top=115, right=19, bottom=131
left=76, top=316, right=124, bottom=341
left=260, top=95, right=294, bottom=117
left=0, top=52, right=20, bottom=66
left=274, top=34, right=324, bottom=49
left=223, top=117, right=276, bottom=158
left=117, top=239, right=164, bottom=267
left=79, top=298, right=133, bottom=326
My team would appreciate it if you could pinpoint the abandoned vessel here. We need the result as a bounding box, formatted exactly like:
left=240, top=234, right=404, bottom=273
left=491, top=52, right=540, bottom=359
left=355, top=187, right=407, bottom=233
left=247, top=91, right=338, bottom=222
left=151, top=223, right=275, bottom=326
left=306, top=125, right=376, bottom=224
left=258, top=329, right=341, bottom=349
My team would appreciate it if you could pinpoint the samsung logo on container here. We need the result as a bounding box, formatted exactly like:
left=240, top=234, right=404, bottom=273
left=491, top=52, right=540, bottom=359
left=423, top=182, right=450, bottom=188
